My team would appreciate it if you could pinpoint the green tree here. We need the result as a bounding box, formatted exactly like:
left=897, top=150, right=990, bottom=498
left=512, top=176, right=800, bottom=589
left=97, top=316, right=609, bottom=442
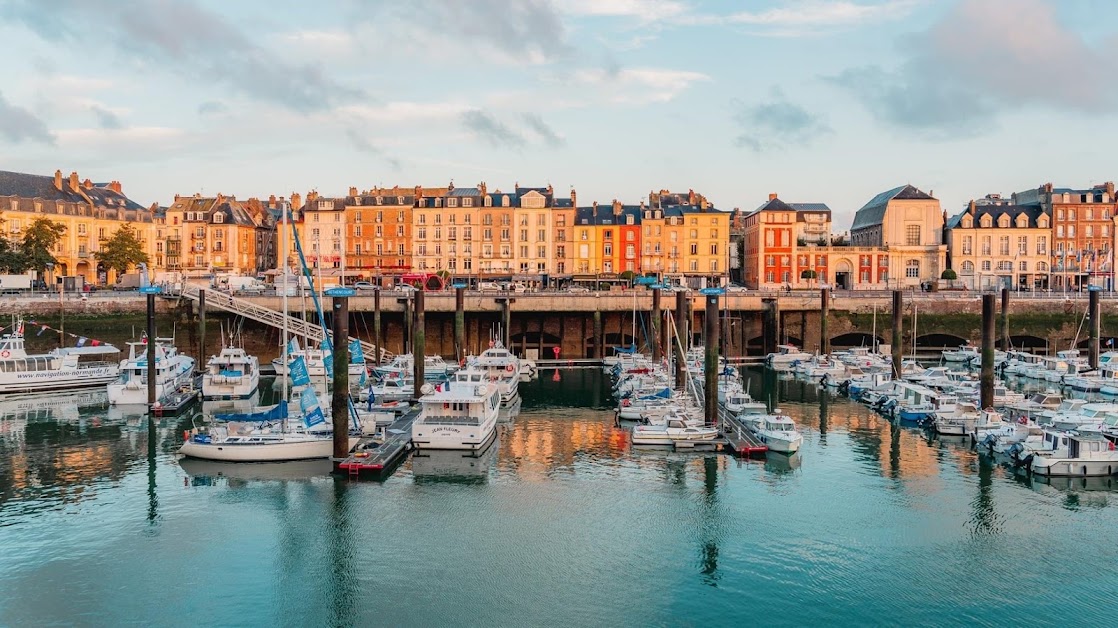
left=22, top=218, right=67, bottom=274
left=619, top=269, right=636, bottom=286
left=800, top=268, right=817, bottom=289
left=941, top=268, right=957, bottom=289
left=94, top=223, right=149, bottom=278
left=0, top=238, right=29, bottom=274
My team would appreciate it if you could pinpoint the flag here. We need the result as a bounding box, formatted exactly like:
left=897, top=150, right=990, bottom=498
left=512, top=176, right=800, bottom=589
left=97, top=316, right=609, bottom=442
left=322, top=350, right=334, bottom=379
left=287, top=337, right=300, bottom=355
left=91, top=339, right=101, bottom=347
left=289, top=355, right=311, bottom=387
left=37, top=325, right=47, bottom=337
left=141, top=332, right=148, bottom=344
left=303, top=406, right=326, bottom=428
left=76, top=337, right=87, bottom=347
left=1108, top=338, right=1114, bottom=347
left=349, top=338, right=364, bottom=364
left=300, top=386, right=326, bottom=428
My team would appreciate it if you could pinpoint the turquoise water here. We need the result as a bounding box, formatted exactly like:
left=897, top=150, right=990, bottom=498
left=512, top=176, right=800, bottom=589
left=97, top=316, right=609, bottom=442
left=2, top=369, right=1117, bottom=627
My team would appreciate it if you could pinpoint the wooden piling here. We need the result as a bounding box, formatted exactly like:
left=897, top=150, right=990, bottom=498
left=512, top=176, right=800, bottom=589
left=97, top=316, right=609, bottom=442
left=414, top=289, right=426, bottom=389
left=373, top=288, right=382, bottom=365
left=1089, top=288, right=1100, bottom=369
left=675, top=291, right=688, bottom=390
left=761, top=298, right=778, bottom=356
left=821, top=288, right=830, bottom=356
left=1001, top=287, right=1009, bottom=352
left=981, top=293, right=995, bottom=409
left=704, top=293, right=720, bottom=426
left=651, top=287, right=662, bottom=361
left=146, top=292, right=157, bottom=407
left=454, top=285, right=465, bottom=363
left=891, top=290, right=903, bottom=378
left=197, top=288, right=206, bottom=364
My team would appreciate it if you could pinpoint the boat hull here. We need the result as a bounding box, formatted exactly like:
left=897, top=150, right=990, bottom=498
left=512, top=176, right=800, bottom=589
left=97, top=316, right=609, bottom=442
left=1031, top=458, right=1118, bottom=477
left=412, top=424, right=497, bottom=451
left=0, top=368, right=119, bottom=394
left=178, top=436, right=355, bottom=462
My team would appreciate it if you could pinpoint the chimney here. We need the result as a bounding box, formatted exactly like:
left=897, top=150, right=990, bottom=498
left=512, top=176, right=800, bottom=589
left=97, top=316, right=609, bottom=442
left=1107, top=182, right=1115, bottom=196
left=768, top=193, right=778, bottom=201
left=415, top=185, right=422, bottom=197
left=571, top=189, right=577, bottom=207
left=174, top=194, right=181, bottom=202
left=68, top=171, right=80, bottom=192
left=612, top=199, right=622, bottom=216
left=216, top=193, right=224, bottom=205
left=447, top=180, right=454, bottom=192
left=968, top=200, right=976, bottom=212
left=82, top=178, right=93, bottom=189
left=109, top=180, right=122, bottom=193
left=54, top=170, right=63, bottom=191
left=480, top=181, right=487, bottom=196
left=348, top=186, right=358, bottom=197
left=688, top=189, right=696, bottom=204
left=269, top=194, right=276, bottom=208
left=546, top=184, right=553, bottom=195
left=291, top=192, right=302, bottom=210
left=592, top=201, right=598, bottom=212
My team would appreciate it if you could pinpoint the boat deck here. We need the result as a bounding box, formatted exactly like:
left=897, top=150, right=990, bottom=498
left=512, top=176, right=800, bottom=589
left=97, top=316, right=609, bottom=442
left=153, top=375, right=202, bottom=416
left=337, top=407, right=420, bottom=478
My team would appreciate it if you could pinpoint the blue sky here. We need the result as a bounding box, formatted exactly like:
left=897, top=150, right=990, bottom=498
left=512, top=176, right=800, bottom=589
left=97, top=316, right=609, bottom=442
left=0, top=0, right=1115, bottom=228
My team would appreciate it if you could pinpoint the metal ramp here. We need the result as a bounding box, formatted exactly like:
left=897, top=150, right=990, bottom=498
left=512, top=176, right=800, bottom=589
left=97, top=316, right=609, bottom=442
left=178, top=285, right=392, bottom=364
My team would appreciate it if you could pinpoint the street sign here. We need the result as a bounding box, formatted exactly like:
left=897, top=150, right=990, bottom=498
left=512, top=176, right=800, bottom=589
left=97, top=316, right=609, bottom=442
left=324, top=287, right=356, bottom=297
left=699, top=287, right=725, bottom=296
left=634, top=276, right=658, bottom=285
left=452, top=283, right=468, bottom=289
left=138, top=286, right=162, bottom=295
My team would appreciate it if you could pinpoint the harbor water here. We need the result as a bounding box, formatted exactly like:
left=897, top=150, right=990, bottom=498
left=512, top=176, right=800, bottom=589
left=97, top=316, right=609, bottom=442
left=2, top=368, right=1117, bottom=626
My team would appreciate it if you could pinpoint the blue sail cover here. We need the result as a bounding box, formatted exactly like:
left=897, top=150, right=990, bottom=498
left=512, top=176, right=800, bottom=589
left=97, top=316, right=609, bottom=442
left=215, top=400, right=288, bottom=423
left=614, top=345, right=637, bottom=355
left=349, top=338, right=364, bottom=364
left=639, top=388, right=671, bottom=400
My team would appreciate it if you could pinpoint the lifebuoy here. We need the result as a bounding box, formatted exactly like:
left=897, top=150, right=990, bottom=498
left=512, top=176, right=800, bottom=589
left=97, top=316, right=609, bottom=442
left=505, top=364, right=515, bottom=373
left=0, top=350, right=9, bottom=358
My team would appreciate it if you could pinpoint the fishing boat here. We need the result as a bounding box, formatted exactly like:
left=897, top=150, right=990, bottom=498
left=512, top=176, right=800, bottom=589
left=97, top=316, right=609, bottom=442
left=107, top=339, right=195, bottom=406
left=743, top=412, right=804, bottom=453
left=201, top=345, right=260, bottom=400
left=0, top=320, right=120, bottom=394
left=411, top=373, right=500, bottom=451
left=466, top=341, right=520, bottom=406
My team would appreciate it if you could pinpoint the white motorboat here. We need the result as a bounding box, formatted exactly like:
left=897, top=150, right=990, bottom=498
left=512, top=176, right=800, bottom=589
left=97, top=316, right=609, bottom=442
left=0, top=321, right=120, bottom=394
left=935, top=401, right=982, bottom=436
left=1030, top=433, right=1118, bottom=477
left=519, top=358, right=538, bottom=379
left=725, top=390, right=767, bottom=415
left=942, top=344, right=980, bottom=363
left=765, top=344, right=813, bottom=371
left=362, top=374, right=415, bottom=402
left=201, top=346, right=260, bottom=400
left=373, top=354, right=457, bottom=379
left=631, top=417, right=718, bottom=445
left=466, top=341, right=520, bottom=406
left=744, top=412, right=804, bottom=453
left=970, top=407, right=1007, bottom=443
left=107, top=339, right=195, bottom=406
left=272, top=344, right=366, bottom=380
left=411, top=373, right=500, bottom=451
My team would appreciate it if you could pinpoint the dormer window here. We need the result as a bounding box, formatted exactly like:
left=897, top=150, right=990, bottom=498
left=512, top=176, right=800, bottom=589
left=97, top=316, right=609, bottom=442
left=997, top=215, right=1009, bottom=228
left=448, top=198, right=458, bottom=208
left=980, top=214, right=992, bottom=228
left=961, top=215, right=973, bottom=228
left=214, top=213, right=224, bottom=223
left=463, top=198, right=473, bottom=208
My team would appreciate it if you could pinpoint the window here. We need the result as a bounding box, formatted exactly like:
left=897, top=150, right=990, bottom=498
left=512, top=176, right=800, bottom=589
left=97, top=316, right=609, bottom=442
left=519, top=229, right=528, bottom=241
left=538, top=229, right=546, bottom=241
left=500, top=228, right=509, bottom=241
left=448, top=198, right=458, bottom=208
left=463, top=198, right=472, bottom=208
left=690, top=243, right=698, bottom=255
left=214, top=213, right=224, bottom=224
left=982, top=237, right=991, bottom=255
left=982, top=260, right=991, bottom=271
left=999, top=236, right=1009, bottom=255
left=556, top=245, right=565, bottom=258
left=961, top=261, right=974, bottom=275
left=417, top=227, right=426, bottom=240
left=997, top=261, right=1012, bottom=271
left=690, top=260, right=699, bottom=271
left=1068, top=209, right=1075, bottom=220
left=710, top=244, right=718, bottom=255
left=1057, top=225, right=1065, bottom=237
left=905, top=259, right=920, bottom=278
left=710, top=260, right=718, bottom=272
left=1037, top=236, right=1047, bottom=255
left=579, top=229, right=588, bottom=241
left=962, top=236, right=973, bottom=255
left=905, top=225, right=921, bottom=245
left=604, top=243, right=613, bottom=256
left=483, top=228, right=492, bottom=241
left=418, top=214, right=426, bottom=224
left=1068, top=225, right=1075, bottom=237
left=1019, top=261, right=1028, bottom=271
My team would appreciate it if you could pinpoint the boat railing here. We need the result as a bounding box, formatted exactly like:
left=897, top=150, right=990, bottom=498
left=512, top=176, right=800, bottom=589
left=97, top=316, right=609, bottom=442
left=422, top=415, right=481, bottom=426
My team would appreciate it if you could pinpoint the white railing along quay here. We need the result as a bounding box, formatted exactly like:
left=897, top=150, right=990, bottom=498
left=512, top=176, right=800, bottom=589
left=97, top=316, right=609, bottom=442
left=178, top=285, right=392, bottom=364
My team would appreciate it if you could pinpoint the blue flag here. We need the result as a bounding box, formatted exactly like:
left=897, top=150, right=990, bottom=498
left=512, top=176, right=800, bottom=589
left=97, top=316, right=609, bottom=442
left=287, top=337, right=300, bottom=355
left=76, top=337, right=87, bottom=347
left=349, top=338, right=364, bottom=364
left=289, top=355, right=311, bottom=387
left=300, top=385, right=320, bottom=413
left=303, top=406, right=326, bottom=428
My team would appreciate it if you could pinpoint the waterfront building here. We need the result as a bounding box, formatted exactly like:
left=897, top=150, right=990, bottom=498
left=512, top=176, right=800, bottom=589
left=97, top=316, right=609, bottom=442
left=572, top=200, right=641, bottom=280
left=0, top=169, right=157, bottom=285
left=646, top=189, right=730, bottom=287
left=944, top=195, right=1051, bottom=291
left=850, top=184, right=947, bottom=288
left=345, top=186, right=420, bottom=281
left=741, top=194, right=834, bottom=289
left=551, top=191, right=576, bottom=279
left=164, top=193, right=275, bottom=278
left=1013, top=182, right=1116, bottom=291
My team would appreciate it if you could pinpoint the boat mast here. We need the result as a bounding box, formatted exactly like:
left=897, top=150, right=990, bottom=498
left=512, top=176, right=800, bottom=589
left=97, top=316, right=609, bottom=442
left=282, top=200, right=290, bottom=400
left=871, top=303, right=877, bottom=354
left=912, top=303, right=918, bottom=360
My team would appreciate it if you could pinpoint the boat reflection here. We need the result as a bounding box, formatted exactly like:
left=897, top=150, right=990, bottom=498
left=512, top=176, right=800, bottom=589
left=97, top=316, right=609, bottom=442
left=201, top=391, right=262, bottom=416
left=411, top=437, right=498, bottom=484
left=178, top=457, right=333, bottom=486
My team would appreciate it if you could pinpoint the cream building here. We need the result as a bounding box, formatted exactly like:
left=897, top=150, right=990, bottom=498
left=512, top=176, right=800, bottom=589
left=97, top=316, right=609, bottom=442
left=850, top=184, right=947, bottom=288
left=945, top=195, right=1051, bottom=291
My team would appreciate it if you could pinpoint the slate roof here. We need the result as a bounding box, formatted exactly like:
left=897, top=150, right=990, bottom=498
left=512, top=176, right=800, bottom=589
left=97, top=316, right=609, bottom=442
left=449, top=187, right=481, bottom=197
left=945, top=204, right=1047, bottom=230
left=851, top=184, right=935, bottom=231
left=788, top=202, right=831, bottom=212
left=0, top=169, right=149, bottom=214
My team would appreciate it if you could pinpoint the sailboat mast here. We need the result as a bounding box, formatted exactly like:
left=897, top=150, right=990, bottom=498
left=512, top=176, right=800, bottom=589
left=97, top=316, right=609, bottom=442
left=282, top=201, right=290, bottom=400
left=872, top=303, right=877, bottom=353
left=912, top=303, right=918, bottom=359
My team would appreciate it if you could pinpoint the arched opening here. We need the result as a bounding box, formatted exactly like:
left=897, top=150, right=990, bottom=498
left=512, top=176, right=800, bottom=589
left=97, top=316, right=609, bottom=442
left=834, top=259, right=854, bottom=290
left=1076, top=337, right=1118, bottom=350
left=830, top=332, right=884, bottom=349
left=1002, top=335, right=1049, bottom=352
left=915, top=333, right=969, bottom=349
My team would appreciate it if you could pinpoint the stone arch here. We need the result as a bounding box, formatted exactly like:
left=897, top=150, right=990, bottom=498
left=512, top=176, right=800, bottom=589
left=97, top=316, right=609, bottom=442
left=915, top=333, right=969, bottom=349
left=1003, top=334, right=1049, bottom=351
left=835, top=258, right=854, bottom=274
left=830, top=332, right=883, bottom=348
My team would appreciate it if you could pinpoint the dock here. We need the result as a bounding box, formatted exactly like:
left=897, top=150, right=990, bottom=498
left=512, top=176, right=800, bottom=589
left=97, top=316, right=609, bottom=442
left=153, top=375, right=202, bottom=416
left=337, top=406, right=420, bottom=478
left=720, top=408, right=768, bottom=456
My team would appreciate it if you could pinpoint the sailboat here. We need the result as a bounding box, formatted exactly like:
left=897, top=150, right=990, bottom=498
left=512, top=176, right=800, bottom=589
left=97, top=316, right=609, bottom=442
left=179, top=199, right=359, bottom=462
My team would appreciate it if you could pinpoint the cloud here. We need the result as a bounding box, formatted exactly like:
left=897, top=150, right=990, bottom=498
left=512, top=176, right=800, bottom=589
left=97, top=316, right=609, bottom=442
left=732, top=88, right=831, bottom=151
left=569, top=67, right=710, bottom=103
left=827, top=0, right=1118, bottom=134
left=522, top=113, right=565, bottom=147
left=0, top=90, right=54, bottom=145
left=3, top=0, right=360, bottom=112
left=722, top=0, right=918, bottom=26
left=55, top=126, right=185, bottom=147
left=363, top=0, right=570, bottom=64
left=197, top=101, right=228, bottom=116
left=563, top=0, right=688, bottom=22
left=340, top=101, right=470, bottom=124
left=345, top=128, right=401, bottom=170
left=460, top=110, right=526, bottom=148
left=89, top=104, right=123, bottom=130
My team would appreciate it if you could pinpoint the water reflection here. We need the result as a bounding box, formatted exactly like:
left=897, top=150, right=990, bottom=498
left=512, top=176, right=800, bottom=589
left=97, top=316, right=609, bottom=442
left=411, top=438, right=498, bottom=485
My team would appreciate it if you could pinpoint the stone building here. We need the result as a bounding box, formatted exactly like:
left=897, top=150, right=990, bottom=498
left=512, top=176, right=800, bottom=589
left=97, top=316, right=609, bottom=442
left=944, top=194, right=1051, bottom=290
left=850, top=184, right=946, bottom=288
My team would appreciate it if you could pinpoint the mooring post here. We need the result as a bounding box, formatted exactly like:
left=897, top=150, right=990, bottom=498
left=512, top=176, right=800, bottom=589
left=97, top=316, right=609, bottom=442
left=331, top=291, right=350, bottom=464
left=403, top=296, right=412, bottom=354
left=414, top=289, right=426, bottom=389
left=198, top=287, right=206, bottom=364
left=501, top=298, right=512, bottom=348
left=721, top=305, right=732, bottom=358
left=373, top=288, right=382, bottom=365
left=761, top=298, right=778, bottom=357
left=891, top=290, right=903, bottom=379
left=981, top=293, right=995, bottom=409
left=454, top=285, right=465, bottom=364
left=675, top=290, right=688, bottom=390
left=651, top=287, right=662, bottom=361
left=820, top=288, right=831, bottom=356
left=1089, top=287, right=1100, bottom=369
left=146, top=291, right=157, bottom=407
left=1001, top=287, right=1010, bottom=353
left=592, top=309, right=603, bottom=360
left=704, top=292, right=720, bottom=426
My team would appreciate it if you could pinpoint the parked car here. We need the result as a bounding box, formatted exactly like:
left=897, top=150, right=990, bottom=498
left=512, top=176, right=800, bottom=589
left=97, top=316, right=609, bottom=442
left=566, top=285, right=590, bottom=293
left=726, top=285, right=748, bottom=293
left=477, top=282, right=501, bottom=291
left=353, top=281, right=377, bottom=291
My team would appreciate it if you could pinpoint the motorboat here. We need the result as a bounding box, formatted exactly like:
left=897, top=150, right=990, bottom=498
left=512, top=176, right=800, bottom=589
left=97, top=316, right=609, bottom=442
left=466, top=342, right=520, bottom=406
left=725, top=389, right=767, bottom=415
left=631, top=417, right=718, bottom=446
left=942, top=344, right=980, bottom=363
left=107, top=339, right=195, bottom=406
left=765, top=344, right=813, bottom=371
left=201, top=346, right=260, bottom=400
left=0, top=321, right=120, bottom=394
left=744, top=412, right=804, bottom=454
left=411, top=373, right=500, bottom=451
left=1030, top=433, right=1118, bottom=477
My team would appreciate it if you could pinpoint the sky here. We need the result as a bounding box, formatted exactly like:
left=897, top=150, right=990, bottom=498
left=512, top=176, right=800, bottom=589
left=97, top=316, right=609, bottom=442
left=0, top=0, right=1116, bottom=228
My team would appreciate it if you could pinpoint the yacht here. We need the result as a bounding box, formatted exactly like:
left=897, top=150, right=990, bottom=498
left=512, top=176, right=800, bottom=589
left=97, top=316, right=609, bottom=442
left=934, top=401, right=981, bottom=436
left=107, top=339, right=196, bottom=406
left=411, top=372, right=500, bottom=451
left=942, top=344, right=980, bottom=363
left=179, top=400, right=356, bottom=462
left=1030, top=433, right=1118, bottom=477
left=725, top=389, right=767, bottom=415
left=362, top=374, right=415, bottom=402
left=743, top=412, right=804, bottom=453
left=765, top=344, right=813, bottom=371
left=373, top=354, right=456, bottom=380
left=631, top=416, right=718, bottom=446
left=201, top=346, right=260, bottom=400
left=0, top=322, right=120, bottom=394
left=467, top=342, right=520, bottom=406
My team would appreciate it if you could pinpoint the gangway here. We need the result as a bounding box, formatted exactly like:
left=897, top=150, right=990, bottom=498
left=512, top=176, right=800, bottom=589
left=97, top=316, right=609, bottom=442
left=177, top=285, right=392, bottom=364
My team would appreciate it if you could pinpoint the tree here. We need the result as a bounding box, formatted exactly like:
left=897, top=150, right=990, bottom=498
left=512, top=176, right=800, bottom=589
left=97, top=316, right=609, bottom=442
left=22, top=218, right=67, bottom=274
left=941, top=268, right=957, bottom=289
left=619, top=269, right=636, bottom=286
left=0, top=238, right=29, bottom=274
left=800, top=268, right=817, bottom=289
left=94, top=223, right=149, bottom=278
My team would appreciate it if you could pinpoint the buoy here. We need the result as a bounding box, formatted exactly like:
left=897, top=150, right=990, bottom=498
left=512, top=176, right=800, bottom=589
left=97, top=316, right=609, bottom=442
left=183, top=430, right=190, bottom=441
